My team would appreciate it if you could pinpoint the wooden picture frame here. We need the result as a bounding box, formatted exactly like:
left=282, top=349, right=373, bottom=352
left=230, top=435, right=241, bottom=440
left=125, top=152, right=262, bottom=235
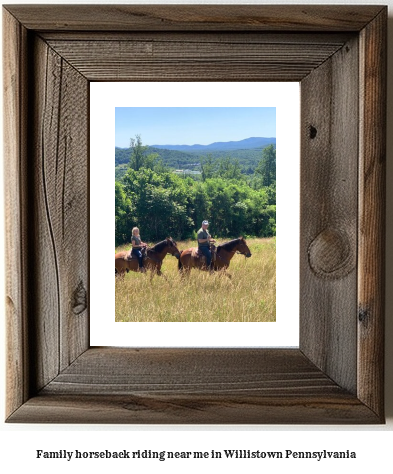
left=3, top=5, right=386, bottom=424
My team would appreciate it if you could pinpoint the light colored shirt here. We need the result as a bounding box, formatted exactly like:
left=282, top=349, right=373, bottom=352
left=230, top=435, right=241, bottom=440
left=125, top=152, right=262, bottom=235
left=131, top=235, right=142, bottom=248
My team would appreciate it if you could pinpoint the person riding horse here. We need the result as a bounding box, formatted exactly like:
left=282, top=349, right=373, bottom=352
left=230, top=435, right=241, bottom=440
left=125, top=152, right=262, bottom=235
left=197, top=220, right=216, bottom=270
left=131, top=227, right=147, bottom=272
left=117, top=237, right=181, bottom=279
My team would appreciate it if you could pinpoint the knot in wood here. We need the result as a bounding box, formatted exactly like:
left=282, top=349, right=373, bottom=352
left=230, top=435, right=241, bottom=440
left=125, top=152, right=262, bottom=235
left=308, top=228, right=355, bottom=279
left=72, top=281, right=87, bottom=315
left=309, top=125, right=317, bottom=139
left=358, top=307, right=369, bottom=323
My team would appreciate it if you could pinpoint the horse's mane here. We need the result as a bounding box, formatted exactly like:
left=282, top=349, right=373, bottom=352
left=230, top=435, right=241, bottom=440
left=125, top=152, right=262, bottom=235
left=149, top=238, right=172, bottom=253
left=217, top=238, right=243, bottom=252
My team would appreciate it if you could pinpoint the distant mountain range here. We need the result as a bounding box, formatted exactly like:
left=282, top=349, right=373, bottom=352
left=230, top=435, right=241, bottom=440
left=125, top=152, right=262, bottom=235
left=150, top=137, right=276, bottom=153
left=115, top=137, right=276, bottom=179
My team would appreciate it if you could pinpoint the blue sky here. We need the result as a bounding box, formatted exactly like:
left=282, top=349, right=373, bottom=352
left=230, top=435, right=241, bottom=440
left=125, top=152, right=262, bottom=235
left=115, top=107, right=275, bottom=148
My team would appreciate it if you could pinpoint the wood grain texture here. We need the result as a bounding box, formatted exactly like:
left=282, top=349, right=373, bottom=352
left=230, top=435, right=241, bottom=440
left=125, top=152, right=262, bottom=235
left=3, top=5, right=386, bottom=424
left=7, top=348, right=379, bottom=424
left=9, top=392, right=378, bottom=425
left=40, top=31, right=354, bottom=44
left=24, top=36, right=89, bottom=392
left=45, top=37, right=348, bottom=82
left=3, top=9, right=30, bottom=417
left=300, top=36, right=359, bottom=394
left=3, top=5, right=384, bottom=32
left=358, top=9, right=387, bottom=417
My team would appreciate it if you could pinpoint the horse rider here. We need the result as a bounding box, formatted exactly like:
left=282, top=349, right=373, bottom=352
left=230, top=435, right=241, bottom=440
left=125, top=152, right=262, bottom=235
left=131, top=226, right=147, bottom=272
left=197, top=220, right=216, bottom=270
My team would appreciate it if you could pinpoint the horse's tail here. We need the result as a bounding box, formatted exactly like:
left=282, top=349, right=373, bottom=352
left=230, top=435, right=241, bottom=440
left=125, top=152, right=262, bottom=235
left=178, top=257, right=183, bottom=270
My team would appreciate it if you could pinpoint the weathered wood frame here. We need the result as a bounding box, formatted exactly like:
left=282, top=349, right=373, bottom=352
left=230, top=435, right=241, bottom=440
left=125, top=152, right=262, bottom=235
left=3, top=5, right=386, bottom=424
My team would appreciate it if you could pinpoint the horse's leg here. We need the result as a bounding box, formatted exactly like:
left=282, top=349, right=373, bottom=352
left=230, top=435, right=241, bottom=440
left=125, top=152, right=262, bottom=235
left=148, top=263, right=158, bottom=283
left=148, top=268, right=164, bottom=283
left=222, top=266, right=232, bottom=279
left=183, top=261, right=191, bottom=277
left=178, top=253, right=186, bottom=275
left=179, top=264, right=186, bottom=277
left=179, top=267, right=187, bottom=279
left=116, top=268, right=126, bottom=279
left=153, top=269, right=167, bottom=282
left=153, top=263, right=167, bottom=281
left=157, top=268, right=168, bottom=281
left=179, top=254, right=192, bottom=278
left=115, top=261, right=125, bottom=278
left=214, top=263, right=231, bottom=279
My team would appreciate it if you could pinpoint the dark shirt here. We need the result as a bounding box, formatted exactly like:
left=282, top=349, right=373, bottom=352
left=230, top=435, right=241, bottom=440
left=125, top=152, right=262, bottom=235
left=197, top=228, right=211, bottom=247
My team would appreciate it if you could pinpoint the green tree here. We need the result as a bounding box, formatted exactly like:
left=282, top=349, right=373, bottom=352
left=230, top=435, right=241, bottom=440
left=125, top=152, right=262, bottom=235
left=231, top=201, right=248, bottom=236
left=216, top=157, right=243, bottom=180
left=255, top=144, right=276, bottom=187
left=190, top=183, right=212, bottom=231
left=115, top=137, right=276, bottom=243
left=204, top=179, right=233, bottom=236
left=122, top=167, right=194, bottom=241
left=115, top=181, right=135, bottom=245
left=129, top=134, right=159, bottom=171
left=200, top=154, right=215, bottom=181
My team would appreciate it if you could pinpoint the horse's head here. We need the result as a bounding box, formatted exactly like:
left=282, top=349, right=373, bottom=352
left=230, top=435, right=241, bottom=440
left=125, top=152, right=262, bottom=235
left=166, top=237, right=181, bottom=259
left=237, top=237, right=252, bottom=258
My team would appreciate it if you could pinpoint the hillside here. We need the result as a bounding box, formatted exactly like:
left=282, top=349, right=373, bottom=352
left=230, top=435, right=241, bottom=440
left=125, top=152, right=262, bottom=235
left=115, top=146, right=199, bottom=168
left=115, top=137, right=276, bottom=174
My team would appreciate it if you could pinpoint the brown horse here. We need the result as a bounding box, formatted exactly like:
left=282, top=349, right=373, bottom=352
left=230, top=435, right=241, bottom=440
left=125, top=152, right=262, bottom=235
left=115, top=237, right=181, bottom=279
left=178, top=237, right=251, bottom=275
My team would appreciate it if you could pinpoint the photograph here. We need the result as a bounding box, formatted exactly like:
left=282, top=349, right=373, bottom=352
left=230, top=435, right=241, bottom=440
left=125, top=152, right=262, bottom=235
left=2, top=1, right=390, bottom=445
left=114, top=107, right=276, bottom=323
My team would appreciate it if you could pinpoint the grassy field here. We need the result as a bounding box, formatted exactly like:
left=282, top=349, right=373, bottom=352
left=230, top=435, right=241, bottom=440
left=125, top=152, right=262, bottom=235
left=115, top=237, right=276, bottom=322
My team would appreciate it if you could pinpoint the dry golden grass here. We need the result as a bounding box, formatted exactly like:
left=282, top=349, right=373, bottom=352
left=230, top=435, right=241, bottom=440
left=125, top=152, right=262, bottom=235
left=115, top=238, right=275, bottom=322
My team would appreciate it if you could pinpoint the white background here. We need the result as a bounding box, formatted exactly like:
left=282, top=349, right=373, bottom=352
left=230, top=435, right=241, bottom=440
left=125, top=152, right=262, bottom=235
left=1, top=1, right=392, bottom=473
left=90, top=82, right=300, bottom=347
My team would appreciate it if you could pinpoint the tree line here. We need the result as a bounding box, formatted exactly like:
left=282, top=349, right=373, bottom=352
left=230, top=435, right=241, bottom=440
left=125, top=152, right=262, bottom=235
left=115, top=135, right=276, bottom=245
left=116, top=143, right=270, bottom=174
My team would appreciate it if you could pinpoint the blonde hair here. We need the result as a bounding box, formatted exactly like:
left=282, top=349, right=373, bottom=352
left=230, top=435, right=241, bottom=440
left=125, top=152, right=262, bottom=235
left=132, top=227, right=139, bottom=235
